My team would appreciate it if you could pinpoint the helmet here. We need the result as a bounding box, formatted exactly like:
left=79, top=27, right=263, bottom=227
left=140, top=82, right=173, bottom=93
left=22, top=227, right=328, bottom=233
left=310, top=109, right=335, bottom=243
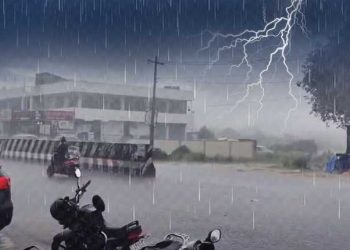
left=50, top=198, right=70, bottom=222
left=60, top=136, right=66, bottom=143
left=92, top=195, right=105, bottom=212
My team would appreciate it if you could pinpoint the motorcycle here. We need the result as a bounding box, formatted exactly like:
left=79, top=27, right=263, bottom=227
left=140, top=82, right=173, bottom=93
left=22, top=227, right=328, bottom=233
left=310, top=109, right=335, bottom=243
left=22, top=229, right=221, bottom=250
left=47, top=146, right=81, bottom=178
left=50, top=168, right=144, bottom=250
left=140, top=229, right=221, bottom=250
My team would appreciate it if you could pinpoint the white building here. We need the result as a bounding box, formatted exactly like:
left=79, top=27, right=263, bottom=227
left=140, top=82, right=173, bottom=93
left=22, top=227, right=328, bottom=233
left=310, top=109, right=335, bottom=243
left=0, top=73, right=194, bottom=142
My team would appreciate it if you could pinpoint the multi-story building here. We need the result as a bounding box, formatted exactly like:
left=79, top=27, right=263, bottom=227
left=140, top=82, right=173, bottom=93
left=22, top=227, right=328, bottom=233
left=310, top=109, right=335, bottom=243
left=0, top=73, right=194, bottom=142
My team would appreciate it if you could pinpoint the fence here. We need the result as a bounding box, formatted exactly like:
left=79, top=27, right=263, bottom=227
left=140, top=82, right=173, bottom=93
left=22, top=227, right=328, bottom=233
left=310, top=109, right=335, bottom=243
left=0, top=139, right=155, bottom=177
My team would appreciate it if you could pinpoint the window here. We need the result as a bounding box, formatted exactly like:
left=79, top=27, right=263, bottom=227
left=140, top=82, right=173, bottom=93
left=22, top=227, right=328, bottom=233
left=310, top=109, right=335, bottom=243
left=169, top=100, right=187, bottom=114
left=104, top=95, right=121, bottom=110
left=4, top=98, right=21, bottom=110
left=66, top=93, right=78, bottom=108
left=33, top=93, right=78, bottom=109
left=155, top=99, right=167, bottom=113
left=125, top=97, right=147, bottom=112
left=32, top=96, right=42, bottom=110
left=81, top=93, right=103, bottom=109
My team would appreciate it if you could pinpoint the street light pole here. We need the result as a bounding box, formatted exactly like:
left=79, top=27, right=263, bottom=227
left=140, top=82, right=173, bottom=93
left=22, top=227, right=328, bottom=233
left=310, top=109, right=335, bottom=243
left=147, top=56, right=164, bottom=149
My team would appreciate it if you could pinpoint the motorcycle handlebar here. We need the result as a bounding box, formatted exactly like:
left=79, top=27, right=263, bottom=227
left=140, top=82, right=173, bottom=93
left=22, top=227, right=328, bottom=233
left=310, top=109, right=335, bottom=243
left=80, top=180, right=91, bottom=192
left=76, top=180, right=91, bottom=196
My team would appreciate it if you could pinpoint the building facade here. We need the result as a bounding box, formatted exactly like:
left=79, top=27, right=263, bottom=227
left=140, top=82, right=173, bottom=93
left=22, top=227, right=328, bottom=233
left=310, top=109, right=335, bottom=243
left=0, top=73, right=194, bottom=142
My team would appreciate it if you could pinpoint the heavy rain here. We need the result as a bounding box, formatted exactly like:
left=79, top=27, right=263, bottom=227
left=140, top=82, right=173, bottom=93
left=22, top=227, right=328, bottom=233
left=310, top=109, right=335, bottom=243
left=0, top=0, right=350, bottom=250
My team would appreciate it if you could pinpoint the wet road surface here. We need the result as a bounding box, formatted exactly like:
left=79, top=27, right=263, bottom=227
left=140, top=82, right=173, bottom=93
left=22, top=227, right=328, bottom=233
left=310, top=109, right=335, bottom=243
left=1, top=160, right=350, bottom=250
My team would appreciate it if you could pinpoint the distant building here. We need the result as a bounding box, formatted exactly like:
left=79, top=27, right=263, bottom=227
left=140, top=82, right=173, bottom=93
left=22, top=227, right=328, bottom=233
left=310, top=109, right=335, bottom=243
left=0, top=73, right=194, bottom=141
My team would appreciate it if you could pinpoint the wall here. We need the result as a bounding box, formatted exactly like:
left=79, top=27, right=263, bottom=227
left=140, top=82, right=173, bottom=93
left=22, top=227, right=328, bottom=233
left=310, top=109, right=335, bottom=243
left=0, top=138, right=155, bottom=176
left=155, top=139, right=256, bottom=159
left=205, top=141, right=231, bottom=158
left=155, top=140, right=181, bottom=155
left=231, top=139, right=256, bottom=159
left=182, top=140, right=205, bottom=154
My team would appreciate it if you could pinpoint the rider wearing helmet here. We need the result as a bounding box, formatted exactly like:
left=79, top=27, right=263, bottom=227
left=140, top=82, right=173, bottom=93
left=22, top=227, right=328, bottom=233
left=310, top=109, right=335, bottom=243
left=56, top=136, right=68, bottom=165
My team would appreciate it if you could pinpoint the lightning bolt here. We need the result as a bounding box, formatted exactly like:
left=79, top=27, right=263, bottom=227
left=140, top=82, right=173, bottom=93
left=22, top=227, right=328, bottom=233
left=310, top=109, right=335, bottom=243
left=200, top=0, right=307, bottom=133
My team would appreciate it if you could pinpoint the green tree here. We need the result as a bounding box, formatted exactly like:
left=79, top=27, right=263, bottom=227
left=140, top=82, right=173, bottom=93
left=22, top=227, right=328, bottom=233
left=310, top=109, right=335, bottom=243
left=298, top=22, right=350, bottom=127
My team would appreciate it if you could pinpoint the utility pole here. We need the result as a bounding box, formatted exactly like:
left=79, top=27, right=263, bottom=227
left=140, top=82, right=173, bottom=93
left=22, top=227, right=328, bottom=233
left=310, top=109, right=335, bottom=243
left=147, top=56, right=164, bottom=149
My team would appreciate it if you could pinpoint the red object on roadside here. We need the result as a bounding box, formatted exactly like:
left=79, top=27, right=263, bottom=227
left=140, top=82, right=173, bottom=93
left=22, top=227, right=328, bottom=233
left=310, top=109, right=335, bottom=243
left=0, top=176, right=10, bottom=190
left=128, top=229, right=144, bottom=241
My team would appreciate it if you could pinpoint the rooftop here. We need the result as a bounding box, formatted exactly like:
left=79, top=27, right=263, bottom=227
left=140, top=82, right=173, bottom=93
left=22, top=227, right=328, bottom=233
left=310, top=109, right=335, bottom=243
left=0, top=73, right=194, bottom=101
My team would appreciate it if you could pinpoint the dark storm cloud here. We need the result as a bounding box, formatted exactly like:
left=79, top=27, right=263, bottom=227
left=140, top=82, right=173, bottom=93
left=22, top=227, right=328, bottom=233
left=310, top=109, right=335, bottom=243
left=0, top=0, right=347, bottom=84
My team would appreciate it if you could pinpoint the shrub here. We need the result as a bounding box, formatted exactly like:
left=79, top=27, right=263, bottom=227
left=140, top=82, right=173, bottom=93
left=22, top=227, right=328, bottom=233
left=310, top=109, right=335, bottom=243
left=281, top=153, right=310, bottom=169
left=255, top=152, right=279, bottom=163
left=271, top=140, right=318, bottom=155
left=152, top=149, right=168, bottom=160
left=170, top=145, right=191, bottom=160
left=309, top=151, right=334, bottom=170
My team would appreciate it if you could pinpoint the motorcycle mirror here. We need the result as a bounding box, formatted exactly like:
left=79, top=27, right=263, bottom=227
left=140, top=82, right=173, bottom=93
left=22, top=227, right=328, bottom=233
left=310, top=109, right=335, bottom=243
left=208, top=229, right=221, bottom=243
left=74, top=168, right=81, bottom=179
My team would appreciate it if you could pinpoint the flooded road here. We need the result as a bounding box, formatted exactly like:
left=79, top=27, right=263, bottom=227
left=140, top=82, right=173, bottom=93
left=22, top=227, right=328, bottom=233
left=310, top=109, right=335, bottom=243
left=1, top=160, right=350, bottom=250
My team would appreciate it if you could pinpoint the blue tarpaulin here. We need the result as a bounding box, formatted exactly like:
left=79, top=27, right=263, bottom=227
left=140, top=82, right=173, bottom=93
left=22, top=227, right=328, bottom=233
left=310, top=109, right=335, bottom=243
left=326, top=154, right=350, bottom=173
left=326, top=155, right=337, bottom=173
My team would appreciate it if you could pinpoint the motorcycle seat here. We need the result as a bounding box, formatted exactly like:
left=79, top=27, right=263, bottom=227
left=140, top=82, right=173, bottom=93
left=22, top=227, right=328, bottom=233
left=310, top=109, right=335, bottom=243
left=104, top=226, right=127, bottom=239
left=104, top=224, right=142, bottom=238
left=141, top=240, right=183, bottom=250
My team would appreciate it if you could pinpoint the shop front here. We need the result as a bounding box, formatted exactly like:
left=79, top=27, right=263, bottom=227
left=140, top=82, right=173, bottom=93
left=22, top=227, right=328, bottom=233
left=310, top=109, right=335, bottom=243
left=8, top=110, right=75, bottom=137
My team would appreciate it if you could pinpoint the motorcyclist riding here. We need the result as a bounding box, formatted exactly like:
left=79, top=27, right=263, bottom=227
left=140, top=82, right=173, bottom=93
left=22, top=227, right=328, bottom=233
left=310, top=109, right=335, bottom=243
left=47, top=137, right=80, bottom=178
left=55, top=136, right=68, bottom=166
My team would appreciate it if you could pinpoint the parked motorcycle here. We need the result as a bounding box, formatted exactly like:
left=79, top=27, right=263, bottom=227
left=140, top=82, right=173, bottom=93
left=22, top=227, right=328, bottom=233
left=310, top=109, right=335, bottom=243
left=139, top=229, right=221, bottom=250
left=50, top=168, right=144, bottom=250
left=47, top=146, right=81, bottom=178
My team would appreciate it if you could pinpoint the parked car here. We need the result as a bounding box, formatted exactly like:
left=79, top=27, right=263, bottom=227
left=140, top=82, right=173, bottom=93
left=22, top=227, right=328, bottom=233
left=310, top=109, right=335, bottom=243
left=0, top=166, right=13, bottom=231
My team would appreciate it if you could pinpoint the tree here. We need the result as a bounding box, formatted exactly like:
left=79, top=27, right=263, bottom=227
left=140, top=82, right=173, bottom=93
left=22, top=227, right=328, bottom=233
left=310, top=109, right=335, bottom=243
left=298, top=22, right=350, bottom=127
left=198, top=126, right=216, bottom=140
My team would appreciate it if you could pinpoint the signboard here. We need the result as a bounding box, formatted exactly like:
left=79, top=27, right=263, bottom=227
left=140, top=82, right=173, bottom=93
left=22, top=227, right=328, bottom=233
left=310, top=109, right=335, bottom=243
left=39, top=124, right=51, bottom=135
left=0, top=110, right=12, bottom=121
left=12, top=110, right=75, bottom=122
left=12, top=111, right=35, bottom=121
left=58, top=120, right=74, bottom=130
left=43, top=111, right=75, bottom=121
